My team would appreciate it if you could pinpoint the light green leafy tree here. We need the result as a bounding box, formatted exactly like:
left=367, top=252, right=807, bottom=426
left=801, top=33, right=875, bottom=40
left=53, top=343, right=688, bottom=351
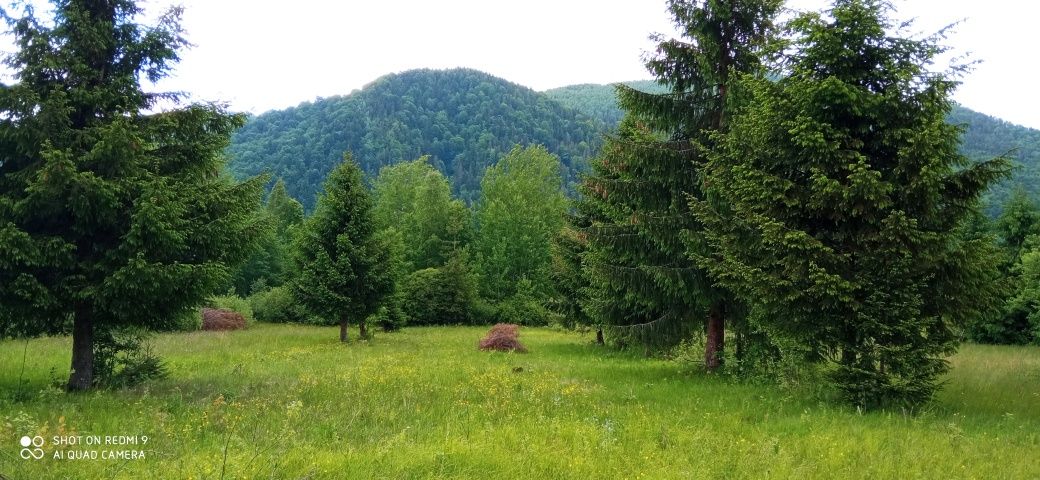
left=474, top=145, right=566, bottom=300
left=371, top=156, right=469, bottom=271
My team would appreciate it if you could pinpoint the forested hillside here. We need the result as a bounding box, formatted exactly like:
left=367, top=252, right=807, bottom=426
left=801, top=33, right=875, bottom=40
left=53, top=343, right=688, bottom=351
left=547, top=82, right=1040, bottom=213
left=227, top=68, right=602, bottom=208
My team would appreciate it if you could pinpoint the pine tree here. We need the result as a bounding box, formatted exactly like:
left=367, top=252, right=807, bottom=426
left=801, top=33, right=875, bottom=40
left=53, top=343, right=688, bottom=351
left=293, top=153, right=392, bottom=342
left=692, top=0, right=1010, bottom=408
left=0, top=1, right=266, bottom=390
left=580, top=0, right=781, bottom=364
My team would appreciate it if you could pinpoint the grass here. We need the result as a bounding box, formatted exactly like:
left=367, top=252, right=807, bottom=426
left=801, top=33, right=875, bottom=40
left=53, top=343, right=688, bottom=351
left=0, top=324, right=1038, bottom=479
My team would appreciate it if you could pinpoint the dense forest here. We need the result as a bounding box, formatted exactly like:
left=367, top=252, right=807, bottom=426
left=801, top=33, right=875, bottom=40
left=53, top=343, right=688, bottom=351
left=227, top=68, right=601, bottom=208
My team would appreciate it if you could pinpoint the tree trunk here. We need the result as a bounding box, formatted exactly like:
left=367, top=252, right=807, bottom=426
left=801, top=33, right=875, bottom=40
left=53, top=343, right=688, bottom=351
left=595, top=329, right=604, bottom=345
left=705, top=302, right=725, bottom=372
left=67, top=304, right=95, bottom=391
left=339, top=316, right=349, bottom=342
left=359, top=318, right=368, bottom=340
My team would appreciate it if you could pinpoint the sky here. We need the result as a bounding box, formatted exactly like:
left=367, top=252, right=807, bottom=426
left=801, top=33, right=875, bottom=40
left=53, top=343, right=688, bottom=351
left=8, top=0, right=1040, bottom=129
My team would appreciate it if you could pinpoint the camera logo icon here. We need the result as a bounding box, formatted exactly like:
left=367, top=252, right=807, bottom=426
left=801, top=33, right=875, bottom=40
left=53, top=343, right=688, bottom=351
left=19, top=435, right=44, bottom=460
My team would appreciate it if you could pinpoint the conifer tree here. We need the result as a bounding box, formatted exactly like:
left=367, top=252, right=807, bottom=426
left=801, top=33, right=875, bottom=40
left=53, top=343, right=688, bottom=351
left=293, top=153, right=392, bottom=342
left=0, top=0, right=266, bottom=390
left=692, top=0, right=1010, bottom=407
left=580, top=0, right=781, bottom=365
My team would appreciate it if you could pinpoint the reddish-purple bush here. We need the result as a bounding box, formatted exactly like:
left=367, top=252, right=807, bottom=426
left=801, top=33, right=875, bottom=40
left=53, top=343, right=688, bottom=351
left=479, top=323, right=527, bottom=353
left=201, top=308, right=247, bottom=331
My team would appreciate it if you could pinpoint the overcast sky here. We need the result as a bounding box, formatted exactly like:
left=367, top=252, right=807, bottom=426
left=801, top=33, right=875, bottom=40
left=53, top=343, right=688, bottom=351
left=13, top=0, right=1040, bottom=128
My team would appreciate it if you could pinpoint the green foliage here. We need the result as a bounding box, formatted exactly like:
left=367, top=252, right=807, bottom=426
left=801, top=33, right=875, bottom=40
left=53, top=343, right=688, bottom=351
left=580, top=0, right=782, bottom=359
left=400, top=255, right=477, bottom=326
left=372, top=157, right=470, bottom=270
left=248, top=286, right=314, bottom=324
left=473, top=145, right=567, bottom=301
left=0, top=0, right=266, bottom=389
left=228, top=68, right=600, bottom=208
left=91, top=327, right=168, bottom=389
left=548, top=211, right=590, bottom=329
left=692, top=0, right=1011, bottom=409
left=544, top=81, right=665, bottom=127
left=969, top=190, right=1040, bottom=344
left=550, top=86, right=1040, bottom=219
left=492, top=279, right=553, bottom=327
left=949, top=107, right=1040, bottom=214
left=292, top=154, right=392, bottom=334
left=232, top=179, right=306, bottom=296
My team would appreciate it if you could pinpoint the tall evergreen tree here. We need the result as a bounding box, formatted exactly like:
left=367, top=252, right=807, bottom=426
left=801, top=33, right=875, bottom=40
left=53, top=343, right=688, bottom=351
left=580, top=0, right=782, bottom=365
left=0, top=1, right=265, bottom=390
left=692, top=0, right=1010, bottom=407
left=293, top=153, right=392, bottom=342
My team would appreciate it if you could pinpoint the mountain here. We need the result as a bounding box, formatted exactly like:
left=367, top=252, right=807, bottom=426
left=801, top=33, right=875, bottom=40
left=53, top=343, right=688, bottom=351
left=228, top=70, right=1040, bottom=215
left=545, top=81, right=1040, bottom=214
left=227, top=68, right=602, bottom=209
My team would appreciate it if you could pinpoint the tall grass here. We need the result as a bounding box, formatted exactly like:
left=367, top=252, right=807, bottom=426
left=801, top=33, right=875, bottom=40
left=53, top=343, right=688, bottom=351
left=0, top=325, right=1037, bottom=479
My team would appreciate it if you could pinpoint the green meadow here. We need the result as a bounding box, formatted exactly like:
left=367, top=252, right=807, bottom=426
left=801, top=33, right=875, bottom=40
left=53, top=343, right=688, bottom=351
left=1, top=324, right=1038, bottom=479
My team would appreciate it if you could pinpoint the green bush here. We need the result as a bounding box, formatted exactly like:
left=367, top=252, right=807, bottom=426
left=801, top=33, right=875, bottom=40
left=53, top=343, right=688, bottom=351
left=493, top=293, right=551, bottom=326
left=370, top=302, right=407, bottom=332
left=93, top=327, right=167, bottom=389
left=248, top=286, right=315, bottom=324
left=206, top=294, right=254, bottom=324
left=400, top=262, right=476, bottom=325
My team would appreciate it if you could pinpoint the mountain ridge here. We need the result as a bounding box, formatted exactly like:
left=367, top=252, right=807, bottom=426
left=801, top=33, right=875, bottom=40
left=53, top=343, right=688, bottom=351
left=227, top=69, right=1040, bottom=213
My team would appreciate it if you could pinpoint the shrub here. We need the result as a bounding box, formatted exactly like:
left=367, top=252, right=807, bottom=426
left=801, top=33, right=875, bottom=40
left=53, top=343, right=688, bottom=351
left=156, top=307, right=203, bottom=332
left=478, top=323, right=527, bottom=353
left=400, top=262, right=476, bottom=325
left=370, top=301, right=407, bottom=332
left=249, top=286, right=315, bottom=324
left=93, top=327, right=167, bottom=388
left=493, top=293, right=551, bottom=326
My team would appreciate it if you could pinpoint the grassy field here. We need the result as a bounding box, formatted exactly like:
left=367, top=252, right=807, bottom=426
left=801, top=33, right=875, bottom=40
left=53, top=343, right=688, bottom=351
left=0, top=324, right=1038, bottom=479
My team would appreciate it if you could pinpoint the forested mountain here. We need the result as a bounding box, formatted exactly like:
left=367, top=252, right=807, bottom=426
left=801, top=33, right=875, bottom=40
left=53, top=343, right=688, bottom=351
left=227, top=68, right=602, bottom=208
left=544, top=80, right=664, bottom=126
left=547, top=82, right=1040, bottom=214
left=228, top=70, right=1040, bottom=214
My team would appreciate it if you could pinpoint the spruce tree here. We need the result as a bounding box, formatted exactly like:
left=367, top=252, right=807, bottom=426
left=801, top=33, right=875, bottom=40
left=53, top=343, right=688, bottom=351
left=0, top=1, right=265, bottom=390
left=580, top=0, right=781, bottom=364
left=293, top=153, right=392, bottom=341
left=692, top=0, right=1010, bottom=407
